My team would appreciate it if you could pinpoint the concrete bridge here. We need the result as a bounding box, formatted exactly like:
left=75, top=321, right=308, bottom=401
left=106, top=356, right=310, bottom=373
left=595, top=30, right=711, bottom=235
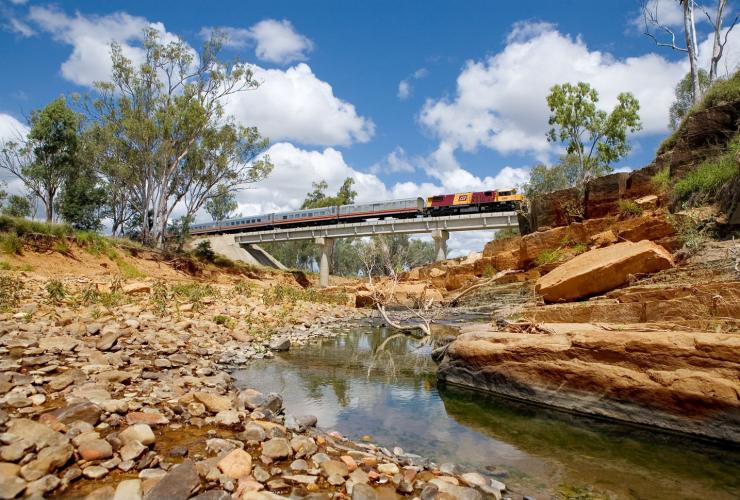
left=201, top=211, right=519, bottom=287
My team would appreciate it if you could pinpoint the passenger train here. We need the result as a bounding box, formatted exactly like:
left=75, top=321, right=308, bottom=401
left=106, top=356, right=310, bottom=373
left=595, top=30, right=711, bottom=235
left=189, top=188, right=523, bottom=235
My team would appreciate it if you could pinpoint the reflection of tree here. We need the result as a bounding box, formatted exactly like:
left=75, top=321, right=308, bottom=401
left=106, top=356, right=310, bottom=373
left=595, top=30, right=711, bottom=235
left=331, top=377, right=350, bottom=407
left=437, top=384, right=740, bottom=499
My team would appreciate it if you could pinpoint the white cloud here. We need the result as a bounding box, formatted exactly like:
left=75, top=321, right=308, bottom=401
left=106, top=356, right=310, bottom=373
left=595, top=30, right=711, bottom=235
left=369, top=147, right=416, bottom=174
left=398, top=80, right=411, bottom=100
left=8, top=0, right=29, bottom=5
left=248, top=19, right=313, bottom=64
left=397, top=67, right=428, bottom=101
left=7, top=17, right=35, bottom=37
left=200, top=19, right=313, bottom=64
left=225, top=63, right=374, bottom=147
left=419, top=21, right=687, bottom=165
left=28, top=5, right=184, bottom=87
left=0, top=113, right=28, bottom=143
left=632, top=0, right=686, bottom=29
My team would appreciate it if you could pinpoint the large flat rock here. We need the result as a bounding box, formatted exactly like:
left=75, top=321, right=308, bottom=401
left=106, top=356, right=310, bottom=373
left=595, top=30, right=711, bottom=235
left=535, top=240, right=673, bottom=302
left=437, top=322, right=740, bottom=443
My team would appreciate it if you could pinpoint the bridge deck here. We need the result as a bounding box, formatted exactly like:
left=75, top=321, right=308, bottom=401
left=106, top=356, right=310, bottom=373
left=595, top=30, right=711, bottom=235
left=232, top=211, right=519, bottom=244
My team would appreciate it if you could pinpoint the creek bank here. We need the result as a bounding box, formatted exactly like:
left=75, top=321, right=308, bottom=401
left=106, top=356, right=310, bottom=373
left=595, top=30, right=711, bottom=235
left=0, top=273, right=508, bottom=499
left=437, top=318, right=740, bottom=443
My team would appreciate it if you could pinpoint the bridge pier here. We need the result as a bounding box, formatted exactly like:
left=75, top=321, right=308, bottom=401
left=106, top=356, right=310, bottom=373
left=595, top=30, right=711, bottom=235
left=431, top=229, right=449, bottom=262
left=315, top=237, right=334, bottom=288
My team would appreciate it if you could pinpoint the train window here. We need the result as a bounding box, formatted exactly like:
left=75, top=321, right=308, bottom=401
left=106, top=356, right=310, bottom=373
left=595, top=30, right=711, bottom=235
left=485, top=191, right=493, bottom=195
left=433, top=195, right=444, bottom=201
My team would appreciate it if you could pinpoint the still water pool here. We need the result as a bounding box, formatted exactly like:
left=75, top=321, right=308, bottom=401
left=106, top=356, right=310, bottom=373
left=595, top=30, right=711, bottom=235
left=232, top=322, right=740, bottom=499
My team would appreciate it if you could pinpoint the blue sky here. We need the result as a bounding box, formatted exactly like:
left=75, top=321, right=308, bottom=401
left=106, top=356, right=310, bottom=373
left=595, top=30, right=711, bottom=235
left=1, top=0, right=738, bottom=254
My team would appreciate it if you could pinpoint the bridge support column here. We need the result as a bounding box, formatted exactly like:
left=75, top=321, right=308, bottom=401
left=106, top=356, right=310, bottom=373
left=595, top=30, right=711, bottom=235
left=315, top=237, right=334, bottom=288
left=431, top=229, right=449, bottom=262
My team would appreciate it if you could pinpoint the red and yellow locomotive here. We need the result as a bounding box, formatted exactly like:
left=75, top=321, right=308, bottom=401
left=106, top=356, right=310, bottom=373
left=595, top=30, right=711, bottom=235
left=425, top=188, right=523, bottom=216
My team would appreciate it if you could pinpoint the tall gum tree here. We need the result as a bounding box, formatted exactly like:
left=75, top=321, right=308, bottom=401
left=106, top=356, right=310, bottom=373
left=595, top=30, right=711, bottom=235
left=89, top=28, right=271, bottom=246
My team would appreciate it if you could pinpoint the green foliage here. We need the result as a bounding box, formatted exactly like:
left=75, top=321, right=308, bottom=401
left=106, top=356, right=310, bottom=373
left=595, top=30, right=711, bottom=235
left=45, top=279, right=66, bottom=303
left=672, top=141, right=739, bottom=206
left=617, top=199, right=644, bottom=218
left=58, top=162, right=106, bottom=231
left=0, top=215, right=73, bottom=238
left=669, top=70, right=710, bottom=130
left=0, top=233, right=23, bottom=255
left=53, top=240, right=72, bottom=255
left=0, top=261, right=10, bottom=271
left=193, top=240, right=216, bottom=262
left=546, top=82, right=641, bottom=187
left=205, top=184, right=238, bottom=221
left=233, top=280, right=255, bottom=296
left=535, top=249, right=563, bottom=266
left=79, top=284, right=100, bottom=306
left=171, top=281, right=217, bottom=309
left=98, top=291, right=124, bottom=310
left=652, top=167, right=671, bottom=194
left=571, top=243, right=589, bottom=255
left=151, top=279, right=169, bottom=316
left=0, top=275, right=23, bottom=311
left=660, top=70, right=740, bottom=154
left=2, top=195, right=31, bottom=218
left=670, top=214, right=707, bottom=256
left=213, top=314, right=236, bottom=328
left=481, top=264, right=497, bottom=278
left=494, top=227, right=520, bottom=240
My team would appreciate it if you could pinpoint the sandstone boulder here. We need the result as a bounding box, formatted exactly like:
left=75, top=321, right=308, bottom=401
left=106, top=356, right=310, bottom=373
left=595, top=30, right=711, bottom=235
left=535, top=240, right=673, bottom=302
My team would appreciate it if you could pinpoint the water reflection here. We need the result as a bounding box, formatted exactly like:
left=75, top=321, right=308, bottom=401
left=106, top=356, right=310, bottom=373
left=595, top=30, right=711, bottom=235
left=232, top=325, right=740, bottom=499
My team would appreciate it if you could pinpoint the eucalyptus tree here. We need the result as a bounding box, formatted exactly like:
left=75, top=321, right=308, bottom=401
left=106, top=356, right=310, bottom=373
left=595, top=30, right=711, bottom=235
left=89, top=28, right=269, bottom=246
left=0, top=97, right=79, bottom=223
left=205, top=184, right=239, bottom=221
left=546, top=82, right=641, bottom=189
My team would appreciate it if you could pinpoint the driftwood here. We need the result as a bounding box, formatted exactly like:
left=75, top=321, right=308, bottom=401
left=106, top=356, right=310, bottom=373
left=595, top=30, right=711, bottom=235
left=445, top=269, right=520, bottom=306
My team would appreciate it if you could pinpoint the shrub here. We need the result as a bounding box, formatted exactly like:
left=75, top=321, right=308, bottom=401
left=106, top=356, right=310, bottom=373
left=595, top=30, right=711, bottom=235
left=46, top=279, right=66, bottom=303
left=618, top=199, right=644, bottom=218
left=261, top=283, right=347, bottom=307
left=535, top=249, right=563, bottom=266
left=652, top=167, right=671, bottom=194
left=0, top=261, right=11, bottom=271
left=670, top=214, right=707, bottom=256
left=494, top=227, right=520, bottom=241
left=98, top=291, right=124, bottom=310
left=0, top=275, right=23, bottom=311
left=53, top=240, right=72, bottom=255
left=673, top=155, right=738, bottom=206
left=571, top=243, right=589, bottom=255
left=233, top=280, right=255, bottom=296
left=0, top=233, right=23, bottom=254
left=193, top=240, right=216, bottom=262
left=151, top=279, right=169, bottom=315
left=213, top=314, right=236, bottom=328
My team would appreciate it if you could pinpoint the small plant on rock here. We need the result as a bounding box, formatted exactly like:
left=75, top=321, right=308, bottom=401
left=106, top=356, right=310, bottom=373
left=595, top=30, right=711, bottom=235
left=46, top=279, right=66, bottom=304
left=0, top=275, right=24, bottom=311
left=151, top=279, right=169, bottom=316
left=652, top=167, right=671, bottom=194
left=618, top=199, right=643, bottom=218
left=213, top=314, right=236, bottom=329
left=0, top=233, right=23, bottom=255
left=535, top=249, right=563, bottom=266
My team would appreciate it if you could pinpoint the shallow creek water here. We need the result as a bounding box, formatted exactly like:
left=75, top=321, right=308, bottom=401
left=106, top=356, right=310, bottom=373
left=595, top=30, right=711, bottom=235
left=232, top=322, right=740, bottom=499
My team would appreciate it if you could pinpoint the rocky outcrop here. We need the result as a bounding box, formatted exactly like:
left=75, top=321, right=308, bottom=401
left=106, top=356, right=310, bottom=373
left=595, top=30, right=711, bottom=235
left=535, top=240, right=674, bottom=302
left=437, top=322, right=740, bottom=443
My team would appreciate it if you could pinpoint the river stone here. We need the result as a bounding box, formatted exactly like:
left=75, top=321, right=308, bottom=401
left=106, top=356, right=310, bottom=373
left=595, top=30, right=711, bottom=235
left=289, top=459, right=308, bottom=472
left=286, top=414, right=317, bottom=432
left=420, top=483, right=438, bottom=500
left=215, top=410, right=240, bottom=427
left=20, top=443, right=73, bottom=481
left=78, top=438, right=113, bottom=461
left=268, top=337, right=290, bottom=351
left=261, top=438, right=291, bottom=460
left=97, top=330, right=123, bottom=351
left=144, top=460, right=199, bottom=500
left=39, top=336, right=80, bottom=352
left=290, top=436, right=317, bottom=458
left=7, top=418, right=66, bottom=449
left=114, top=479, right=142, bottom=500
left=120, top=441, right=148, bottom=461
left=429, top=478, right=482, bottom=500
left=1, top=440, right=32, bottom=461
left=320, top=460, right=349, bottom=478
left=352, top=483, right=378, bottom=500
left=119, top=424, right=155, bottom=446
left=70, top=385, right=111, bottom=405
left=242, top=423, right=267, bottom=443
left=237, top=389, right=265, bottom=410
left=193, top=392, right=233, bottom=413
left=126, top=411, right=169, bottom=426
left=258, top=393, right=283, bottom=414
left=25, top=474, right=60, bottom=496
left=282, top=474, right=317, bottom=485
left=217, top=448, right=252, bottom=479
left=377, top=463, right=399, bottom=475
left=252, top=465, right=270, bottom=483
left=0, top=476, right=26, bottom=499
left=83, top=465, right=109, bottom=479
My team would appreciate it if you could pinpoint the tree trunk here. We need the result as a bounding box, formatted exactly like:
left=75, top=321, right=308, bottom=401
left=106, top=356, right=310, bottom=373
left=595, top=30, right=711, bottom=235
left=684, top=0, right=701, bottom=103
left=45, top=193, right=53, bottom=224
